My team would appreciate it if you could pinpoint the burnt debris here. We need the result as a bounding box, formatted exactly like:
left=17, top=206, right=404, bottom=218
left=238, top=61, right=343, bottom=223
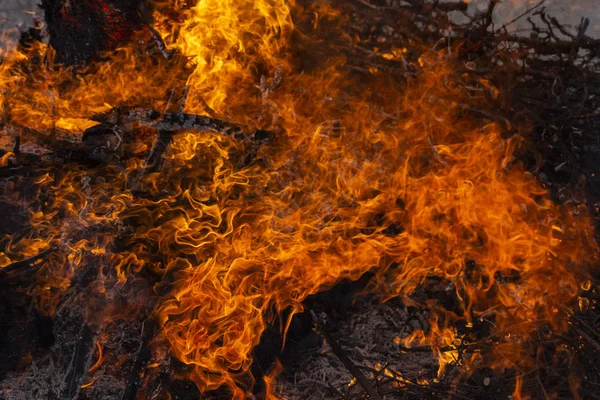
left=40, top=0, right=146, bottom=65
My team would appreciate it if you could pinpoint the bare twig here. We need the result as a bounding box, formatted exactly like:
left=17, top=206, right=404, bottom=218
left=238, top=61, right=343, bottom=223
left=311, top=310, right=383, bottom=400
left=497, top=0, right=547, bottom=31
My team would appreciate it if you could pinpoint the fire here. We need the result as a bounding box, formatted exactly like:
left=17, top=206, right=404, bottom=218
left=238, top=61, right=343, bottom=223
left=152, top=0, right=293, bottom=116
left=264, top=359, right=284, bottom=400
left=0, top=0, right=597, bottom=398
left=88, top=339, right=105, bottom=373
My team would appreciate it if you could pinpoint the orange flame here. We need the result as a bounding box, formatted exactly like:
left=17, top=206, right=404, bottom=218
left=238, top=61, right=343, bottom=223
left=0, top=0, right=597, bottom=397
left=264, top=359, right=284, bottom=400
left=88, top=340, right=104, bottom=373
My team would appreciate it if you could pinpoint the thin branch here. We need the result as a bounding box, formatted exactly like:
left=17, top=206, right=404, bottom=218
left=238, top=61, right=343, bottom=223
left=1, top=247, right=57, bottom=274
left=311, top=310, right=383, bottom=400
left=497, top=0, right=547, bottom=31
left=148, top=25, right=173, bottom=60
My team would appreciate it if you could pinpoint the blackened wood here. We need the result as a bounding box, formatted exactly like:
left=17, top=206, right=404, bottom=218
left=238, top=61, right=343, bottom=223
left=121, top=320, right=157, bottom=400
left=81, top=123, right=124, bottom=163
left=144, top=129, right=173, bottom=173
left=142, top=86, right=187, bottom=174
left=60, top=323, right=95, bottom=400
left=90, top=107, right=275, bottom=143
left=134, top=109, right=274, bottom=176
left=148, top=25, right=173, bottom=60
left=146, top=113, right=274, bottom=142
left=0, top=281, right=33, bottom=380
left=41, top=0, right=145, bottom=65
left=311, top=310, right=383, bottom=400
left=0, top=247, right=57, bottom=275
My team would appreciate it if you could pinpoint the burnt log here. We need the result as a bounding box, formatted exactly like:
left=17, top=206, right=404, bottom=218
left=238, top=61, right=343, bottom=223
left=145, top=112, right=275, bottom=143
left=81, top=124, right=124, bottom=164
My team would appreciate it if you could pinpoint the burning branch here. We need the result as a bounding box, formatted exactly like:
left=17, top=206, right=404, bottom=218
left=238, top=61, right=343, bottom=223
left=139, top=112, right=274, bottom=142
left=0, top=247, right=57, bottom=275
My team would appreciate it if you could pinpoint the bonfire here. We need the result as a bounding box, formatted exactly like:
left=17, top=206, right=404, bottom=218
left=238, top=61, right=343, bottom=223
left=0, top=1, right=599, bottom=399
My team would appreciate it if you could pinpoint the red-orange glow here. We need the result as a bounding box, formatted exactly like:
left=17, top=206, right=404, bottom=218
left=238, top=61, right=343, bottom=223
left=88, top=340, right=104, bottom=373
left=80, top=378, right=96, bottom=389
left=264, top=359, right=284, bottom=400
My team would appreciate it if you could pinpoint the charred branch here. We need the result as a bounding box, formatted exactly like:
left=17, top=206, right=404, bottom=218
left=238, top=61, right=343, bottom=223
left=144, top=129, right=173, bottom=173
left=0, top=247, right=57, bottom=275
left=311, top=310, right=383, bottom=400
left=148, top=25, right=174, bottom=60
left=60, top=323, right=95, bottom=400
left=121, top=320, right=157, bottom=400
left=40, top=0, right=146, bottom=65
left=143, top=112, right=275, bottom=142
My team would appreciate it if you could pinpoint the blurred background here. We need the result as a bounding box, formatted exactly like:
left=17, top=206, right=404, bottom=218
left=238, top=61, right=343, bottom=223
left=0, top=0, right=40, bottom=41
left=464, top=0, right=600, bottom=36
